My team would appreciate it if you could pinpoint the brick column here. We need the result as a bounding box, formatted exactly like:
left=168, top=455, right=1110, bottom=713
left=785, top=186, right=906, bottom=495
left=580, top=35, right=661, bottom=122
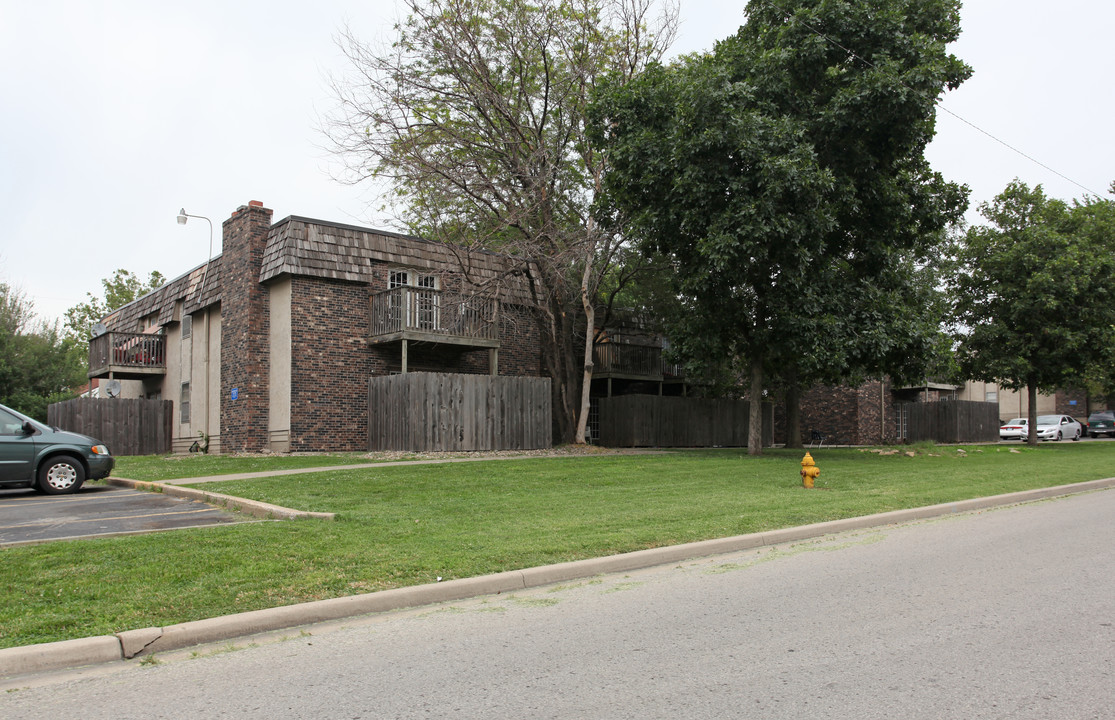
left=220, top=201, right=273, bottom=452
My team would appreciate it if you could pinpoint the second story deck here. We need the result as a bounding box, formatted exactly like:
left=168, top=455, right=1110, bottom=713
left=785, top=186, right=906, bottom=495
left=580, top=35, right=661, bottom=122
left=593, top=342, right=684, bottom=382
left=88, top=332, right=166, bottom=379
left=368, top=286, right=500, bottom=349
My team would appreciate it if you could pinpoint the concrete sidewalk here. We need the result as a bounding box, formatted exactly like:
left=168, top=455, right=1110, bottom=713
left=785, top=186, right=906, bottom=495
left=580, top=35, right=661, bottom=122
left=3, top=475, right=1112, bottom=680
left=103, top=451, right=656, bottom=520
left=151, top=449, right=664, bottom=486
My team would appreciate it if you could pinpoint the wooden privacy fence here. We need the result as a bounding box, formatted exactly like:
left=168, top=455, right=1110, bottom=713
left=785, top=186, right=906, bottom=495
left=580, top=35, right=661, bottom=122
left=368, top=372, right=551, bottom=451
left=598, top=395, right=772, bottom=447
left=896, top=400, right=1000, bottom=444
left=47, top=398, right=174, bottom=455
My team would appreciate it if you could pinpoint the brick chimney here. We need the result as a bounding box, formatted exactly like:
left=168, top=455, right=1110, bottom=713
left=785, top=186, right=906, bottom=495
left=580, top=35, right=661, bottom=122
left=220, top=201, right=273, bottom=453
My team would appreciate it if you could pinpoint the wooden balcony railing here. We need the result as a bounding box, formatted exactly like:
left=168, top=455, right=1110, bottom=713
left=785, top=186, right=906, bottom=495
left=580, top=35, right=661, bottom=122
left=88, top=332, right=166, bottom=378
left=593, top=343, right=686, bottom=381
left=369, top=287, right=499, bottom=347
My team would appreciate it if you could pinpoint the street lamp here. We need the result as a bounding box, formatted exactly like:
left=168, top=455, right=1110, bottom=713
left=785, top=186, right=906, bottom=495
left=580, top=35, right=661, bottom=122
left=177, top=208, right=215, bottom=442
left=177, top=207, right=214, bottom=293
left=177, top=208, right=213, bottom=265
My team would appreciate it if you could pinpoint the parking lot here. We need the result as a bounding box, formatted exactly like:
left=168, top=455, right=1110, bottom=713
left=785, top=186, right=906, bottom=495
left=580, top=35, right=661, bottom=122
left=0, top=483, right=245, bottom=546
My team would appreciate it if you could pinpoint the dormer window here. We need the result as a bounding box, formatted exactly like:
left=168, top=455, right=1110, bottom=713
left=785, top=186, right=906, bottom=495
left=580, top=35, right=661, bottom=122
left=389, top=269, right=438, bottom=290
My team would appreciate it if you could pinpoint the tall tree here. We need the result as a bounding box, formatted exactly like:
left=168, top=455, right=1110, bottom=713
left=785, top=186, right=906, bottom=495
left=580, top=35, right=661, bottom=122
left=1064, top=187, right=1115, bottom=401
left=0, top=284, right=86, bottom=420
left=326, top=0, right=677, bottom=443
left=952, top=180, right=1115, bottom=445
left=592, top=0, right=970, bottom=453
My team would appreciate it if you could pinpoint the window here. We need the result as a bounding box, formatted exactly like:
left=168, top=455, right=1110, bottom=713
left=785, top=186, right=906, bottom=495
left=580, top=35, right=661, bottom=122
left=139, top=313, right=158, bottom=332
left=985, top=391, right=997, bottom=403
left=180, top=382, right=191, bottom=424
left=182, top=315, right=192, bottom=339
left=0, top=407, right=26, bottom=436
left=388, top=270, right=409, bottom=289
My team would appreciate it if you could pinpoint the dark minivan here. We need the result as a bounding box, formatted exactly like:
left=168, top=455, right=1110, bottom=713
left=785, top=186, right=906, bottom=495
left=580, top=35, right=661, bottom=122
left=0, top=403, right=114, bottom=494
left=1087, top=411, right=1115, bottom=439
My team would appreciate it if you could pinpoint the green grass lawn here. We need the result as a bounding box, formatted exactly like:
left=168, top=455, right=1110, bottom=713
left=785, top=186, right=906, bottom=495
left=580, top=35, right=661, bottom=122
left=3, top=444, right=1112, bottom=649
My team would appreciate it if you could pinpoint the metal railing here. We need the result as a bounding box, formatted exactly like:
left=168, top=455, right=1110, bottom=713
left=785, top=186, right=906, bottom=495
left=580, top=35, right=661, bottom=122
left=88, top=332, right=166, bottom=374
left=370, top=287, right=499, bottom=342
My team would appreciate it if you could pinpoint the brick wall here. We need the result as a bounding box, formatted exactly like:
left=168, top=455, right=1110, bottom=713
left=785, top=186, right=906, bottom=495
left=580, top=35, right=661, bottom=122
left=855, top=381, right=898, bottom=445
left=1055, top=388, right=1089, bottom=417
left=219, top=201, right=272, bottom=452
left=798, top=384, right=860, bottom=445
left=773, top=380, right=899, bottom=446
left=288, top=276, right=374, bottom=452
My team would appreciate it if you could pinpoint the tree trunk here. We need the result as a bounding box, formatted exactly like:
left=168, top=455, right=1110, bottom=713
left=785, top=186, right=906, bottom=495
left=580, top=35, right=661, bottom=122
left=1026, top=382, right=1039, bottom=446
left=784, top=379, right=802, bottom=449
left=574, top=306, right=594, bottom=445
left=748, top=356, right=763, bottom=456
left=537, top=297, right=580, bottom=446
left=574, top=249, right=597, bottom=445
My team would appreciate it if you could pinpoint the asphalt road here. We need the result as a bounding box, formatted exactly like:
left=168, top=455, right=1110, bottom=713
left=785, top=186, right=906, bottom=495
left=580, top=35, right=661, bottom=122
left=2, top=488, right=1113, bottom=719
left=0, top=484, right=243, bottom=545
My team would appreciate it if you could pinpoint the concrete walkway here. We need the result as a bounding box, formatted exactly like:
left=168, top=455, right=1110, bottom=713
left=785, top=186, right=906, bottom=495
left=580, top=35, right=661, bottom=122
left=2, top=464, right=1112, bottom=681
left=153, top=449, right=666, bottom=485
left=107, top=451, right=664, bottom=520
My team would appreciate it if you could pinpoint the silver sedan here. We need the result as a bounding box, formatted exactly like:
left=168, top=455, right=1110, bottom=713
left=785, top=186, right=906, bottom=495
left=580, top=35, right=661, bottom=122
left=1035, top=415, right=1082, bottom=441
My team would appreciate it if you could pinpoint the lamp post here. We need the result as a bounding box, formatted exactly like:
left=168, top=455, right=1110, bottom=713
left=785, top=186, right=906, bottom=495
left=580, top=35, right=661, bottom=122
left=177, top=208, right=213, bottom=265
left=177, top=208, right=215, bottom=445
left=177, top=208, right=214, bottom=297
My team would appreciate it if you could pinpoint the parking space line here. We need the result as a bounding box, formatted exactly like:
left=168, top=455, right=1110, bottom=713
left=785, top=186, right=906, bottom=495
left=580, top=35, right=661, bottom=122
left=0, top=508, right=224, bottom=531
left=0, top=492, right=150, bottom=508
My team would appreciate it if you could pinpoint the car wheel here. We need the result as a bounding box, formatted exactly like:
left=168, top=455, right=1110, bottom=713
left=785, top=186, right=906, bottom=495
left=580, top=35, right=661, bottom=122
left=1056, top=431, right=1062, bottom=441
left=1073, top=430, right=1081, bottom=441
left=37, top=455, right=86, bottom=495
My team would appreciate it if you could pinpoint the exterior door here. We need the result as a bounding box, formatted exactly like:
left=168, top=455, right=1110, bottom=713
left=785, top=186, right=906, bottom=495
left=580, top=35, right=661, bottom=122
left=0, top=407, right=35, bottom=483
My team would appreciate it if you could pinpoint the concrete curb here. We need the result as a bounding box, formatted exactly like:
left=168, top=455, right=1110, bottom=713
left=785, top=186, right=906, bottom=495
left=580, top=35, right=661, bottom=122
left=106, top=478, right=335, bottom=521
left=3, top=476, right=1112, bottom=678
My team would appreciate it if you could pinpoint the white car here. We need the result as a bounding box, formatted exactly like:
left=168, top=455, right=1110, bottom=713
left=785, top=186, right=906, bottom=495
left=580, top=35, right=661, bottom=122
left=999, top=418, right=1027, bottom=440
left=1035, top=415, right=1082, bottom=441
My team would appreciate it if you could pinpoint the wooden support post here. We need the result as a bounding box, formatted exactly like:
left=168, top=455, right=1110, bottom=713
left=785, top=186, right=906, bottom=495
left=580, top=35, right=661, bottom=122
left=607, top=377, right=612, bottom=398
left=401, top=339, right=408, bottom=374
left=489, top=348, right=498, bottom=376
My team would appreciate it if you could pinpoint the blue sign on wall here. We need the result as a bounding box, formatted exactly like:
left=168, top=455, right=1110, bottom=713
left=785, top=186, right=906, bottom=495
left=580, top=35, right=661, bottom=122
left=231, top=388, right=239, bottom=401
left=1069, top=400, right=1077, bottom=406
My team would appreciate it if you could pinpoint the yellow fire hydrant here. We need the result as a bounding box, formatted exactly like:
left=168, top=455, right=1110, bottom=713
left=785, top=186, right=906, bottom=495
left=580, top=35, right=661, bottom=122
left=800, top=452, right=819, bottom=489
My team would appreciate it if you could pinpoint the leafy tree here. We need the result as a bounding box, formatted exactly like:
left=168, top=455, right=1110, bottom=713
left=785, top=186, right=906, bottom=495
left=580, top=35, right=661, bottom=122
left=0, top=284, right=86, bottom=420
left=592, top=0, right=970, bottom=453
left=1063, top=186, right=1115, bottom=401
left=63, top=269, right=166, bottom=345
left=952, top=180, right=1115, bottom=444
left=325, top=0, right=677, bottom=443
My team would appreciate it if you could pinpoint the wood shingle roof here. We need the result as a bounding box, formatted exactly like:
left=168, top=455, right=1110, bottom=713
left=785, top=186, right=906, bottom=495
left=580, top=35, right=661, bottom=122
left=103, top=215, right=534, bottom=332
left=260, top=216, right=533, bottom=303
left=103, top=259, right=221, bottom=332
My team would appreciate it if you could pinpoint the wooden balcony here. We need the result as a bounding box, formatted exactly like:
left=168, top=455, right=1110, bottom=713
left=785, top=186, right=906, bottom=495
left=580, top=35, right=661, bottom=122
left=369, top=287, right=500, bottom=349
left=88, top=332, right=166, bottom=379
left=593, top=342, right=684, bottom=382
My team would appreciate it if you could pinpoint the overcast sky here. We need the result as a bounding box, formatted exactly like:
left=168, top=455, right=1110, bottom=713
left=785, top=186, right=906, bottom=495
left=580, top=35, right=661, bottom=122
left=3, top=0, right=1112, bottom=325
